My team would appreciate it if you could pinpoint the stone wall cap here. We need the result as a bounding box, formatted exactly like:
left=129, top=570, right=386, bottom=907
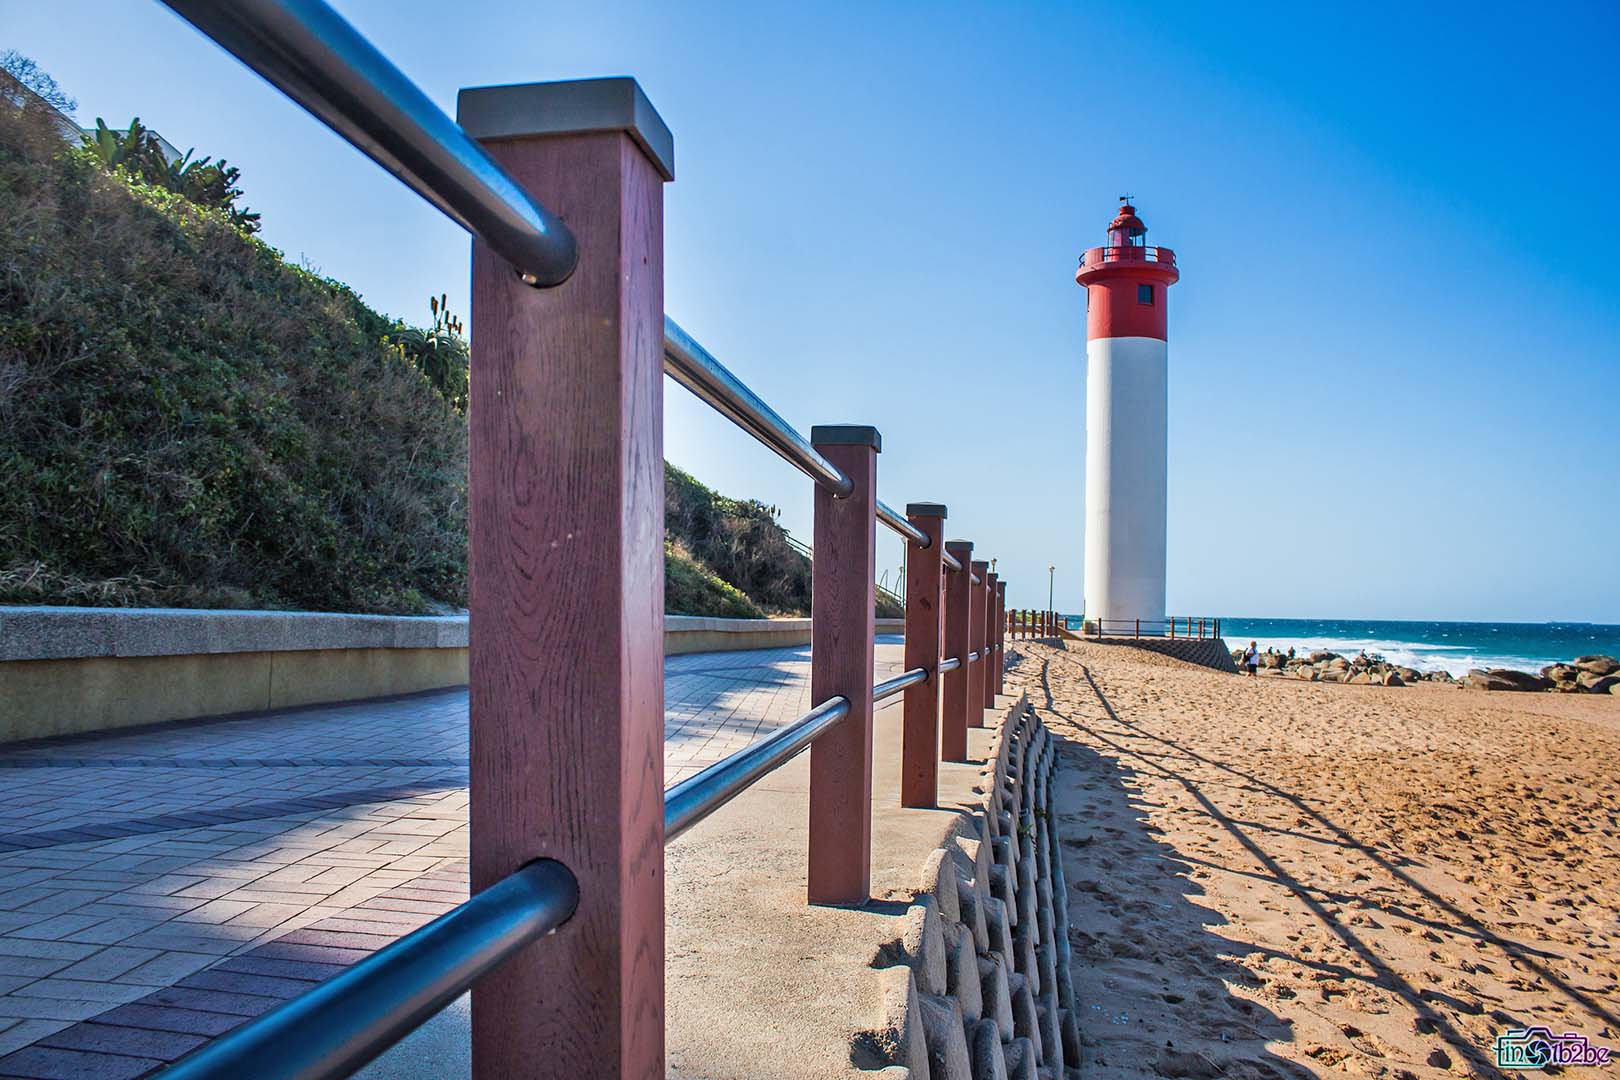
left=457, top=77, right=674, bottom=182
left=2, top=608, right=908, bottom=662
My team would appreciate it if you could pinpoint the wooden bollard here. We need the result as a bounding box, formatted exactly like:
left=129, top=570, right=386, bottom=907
left=942, top=541, right=974, bottom=761
left=901, top=503, right=947, bottom=808
left=463, top=78, right=673, bottom=1079
left=808, top=426, right=880, bottom=906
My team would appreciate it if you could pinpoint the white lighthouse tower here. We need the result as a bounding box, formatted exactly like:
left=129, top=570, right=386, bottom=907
left=1075, top=200, right=1180, bottom=630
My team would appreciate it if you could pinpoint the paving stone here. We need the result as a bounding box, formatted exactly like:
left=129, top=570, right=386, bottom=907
left=0, top=1044, right=163, bottom=1080
left=37, top=1020, right=207, bottom=1059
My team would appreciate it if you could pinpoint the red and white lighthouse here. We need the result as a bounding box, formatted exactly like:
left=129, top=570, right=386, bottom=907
left=1075, top=200, right=1180, bottom=629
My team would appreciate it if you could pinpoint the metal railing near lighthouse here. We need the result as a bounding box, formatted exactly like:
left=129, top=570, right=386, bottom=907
left=152, top=1, right=1015, bottom=1076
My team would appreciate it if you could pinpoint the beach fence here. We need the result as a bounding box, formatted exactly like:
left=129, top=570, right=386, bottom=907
left=151, top=2, right=1017, bottom=1077
left=1082, top=616, right=1223, bottom=639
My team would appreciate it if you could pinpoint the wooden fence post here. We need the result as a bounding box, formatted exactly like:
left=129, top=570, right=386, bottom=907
left=808, top=425, right=880, bottom=906
left=462, top=78, right=673, bottom=1079
left=901, top=503, right=947, bottom=808
left=942, top=541, right=974, bottom=761
left=969, top=561, right=989, bottom=727
left=982, top=571, right=999, bottom=710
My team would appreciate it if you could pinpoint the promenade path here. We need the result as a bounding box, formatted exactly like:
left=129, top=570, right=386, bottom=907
left=0, top=639, right=905, bottom=1078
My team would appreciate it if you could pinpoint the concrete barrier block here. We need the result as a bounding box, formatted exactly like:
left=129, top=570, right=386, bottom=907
left=900, top=896, right=948, bottom=997
left=945, top=921, right=982, bottom=1023
left=968, top=1018, right=1007, bottom=1080
left=1008, top=974, right=1042, bottom=1061
left=918, top=847, right=961, bottom=925
left=918, top=993, right=972, bottom=1080
left=1036, top=990, right=1063, bottom=1072
left=1002, top=1036, right=1038, bottom=1080
left=984, top=896, right=1014, bottom=974
left=976, top=953, right=1014, bottom=1041
left=867, top=965, right=931, bottom=1079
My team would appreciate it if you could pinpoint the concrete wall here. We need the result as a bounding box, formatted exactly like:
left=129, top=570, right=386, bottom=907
left=1080, top=634, right=1239, bottom=673
left=0, top=608, right=908, bottom=744
left=862, top=696, right=1079, bottom=1078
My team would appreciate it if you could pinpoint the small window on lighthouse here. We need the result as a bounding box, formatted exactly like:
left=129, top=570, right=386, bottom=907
left=1137, top=284, right=1154, bottom=305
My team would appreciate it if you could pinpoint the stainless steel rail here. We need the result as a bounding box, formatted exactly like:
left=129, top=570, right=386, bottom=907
left=942, top=551, right=962, bottom=572
left=665, top=697, right=850, bottom=842
left=968, top=650, right=980, bottom=662
left=876, top=500, right=931, bottom=548
left=156, top=860, right=578, bottom=1080
left=162, top=0, right=577, bottom=287
left=664, top=317, right=854, bottom=498
left=939, top=656, right=962, bottom=673
left=872, top=667, right=928, bottom=703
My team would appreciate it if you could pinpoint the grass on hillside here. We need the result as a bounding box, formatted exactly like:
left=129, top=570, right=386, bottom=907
left=0, top=91, right=467, bottom=613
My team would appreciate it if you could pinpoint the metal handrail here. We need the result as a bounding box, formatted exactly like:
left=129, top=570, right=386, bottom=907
left=968, top=650, right=980, bottom=662
left=939, top=656, right=962, bottom=673
left=664, top=317, right=853, bottom=497
left=942, top=551, right=962, bottom=572
left=155, top=859, right=577, bottom=1080
left=665, top=697, right=849, bottom=841
left=162, top=0, right=577, bottom=287
left=873, top=667, right=928, bottom=703
left=877, top=500, right=930, bottom=548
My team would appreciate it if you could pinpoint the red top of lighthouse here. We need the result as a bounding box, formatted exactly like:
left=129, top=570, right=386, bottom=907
left=1075, top=198, right=1179, bottom=341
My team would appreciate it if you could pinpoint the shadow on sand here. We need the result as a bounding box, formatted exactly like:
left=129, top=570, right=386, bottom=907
left=1031, top=652, right=1314, bottom=1079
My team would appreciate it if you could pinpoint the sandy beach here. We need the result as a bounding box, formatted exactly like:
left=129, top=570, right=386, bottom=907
left=1009, top=639, right=1620, bottom=1079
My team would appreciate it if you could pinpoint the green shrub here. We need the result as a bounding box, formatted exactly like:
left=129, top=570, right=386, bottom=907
left=0, top=96, right=466, bottom=612
left=665, top=539, right=762, bottom=618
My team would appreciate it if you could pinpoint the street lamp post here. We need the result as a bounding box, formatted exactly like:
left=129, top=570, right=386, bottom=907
left=1047, top=564, right=1055, bottom=629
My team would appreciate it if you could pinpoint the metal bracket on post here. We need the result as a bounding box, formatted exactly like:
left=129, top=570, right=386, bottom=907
left=807, top=425, right=880, bottom=906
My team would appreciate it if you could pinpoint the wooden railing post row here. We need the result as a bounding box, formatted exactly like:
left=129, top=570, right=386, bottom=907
left=901, top=503, right=947, bottom=808
left=969, top=560, right=989, bottom=727
left=942, top=541, right=974, bottom=761
left=808, top=426, right=880, bottom=905
left=461, top=79, right=674, bottom=1079
left=996, top=581, right=1008, bottom=696
left=982, top=571, right=999, bottom=710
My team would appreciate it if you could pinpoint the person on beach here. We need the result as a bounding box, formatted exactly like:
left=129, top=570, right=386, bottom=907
left=1244, top=641, right=1260, bottom=677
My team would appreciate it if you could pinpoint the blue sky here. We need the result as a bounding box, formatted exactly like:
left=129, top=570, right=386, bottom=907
left=9, top=1, right=1618, bottom=621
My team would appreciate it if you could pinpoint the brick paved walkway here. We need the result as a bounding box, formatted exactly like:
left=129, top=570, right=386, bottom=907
left=0, top=641, right=902, bottom=1078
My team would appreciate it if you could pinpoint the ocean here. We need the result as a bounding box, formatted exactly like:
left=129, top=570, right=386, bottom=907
left=1203, top=618, right=1620, bottom=677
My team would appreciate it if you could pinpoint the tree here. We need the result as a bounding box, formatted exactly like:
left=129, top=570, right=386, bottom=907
left=0, top=50, right=76, bottom=115
left=82, top=117, right=261, bottom=234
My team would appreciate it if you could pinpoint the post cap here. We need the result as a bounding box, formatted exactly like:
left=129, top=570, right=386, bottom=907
left=905, top=502, right=948, bottom=518
left=971, top=560, right=989, bottom=572
left=458, top=77, right=674, bottom=182
left=945, top=539, right=974, bottom=552
left=810, top=425, right=881, bottom=451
